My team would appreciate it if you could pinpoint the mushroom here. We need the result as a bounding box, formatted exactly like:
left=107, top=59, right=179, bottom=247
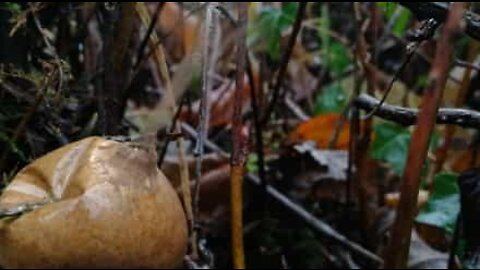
left=0, top=137, right=187, bottom=268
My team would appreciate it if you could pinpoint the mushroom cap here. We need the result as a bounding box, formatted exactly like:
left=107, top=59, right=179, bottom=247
left=0, top=137, right=188, bottom=268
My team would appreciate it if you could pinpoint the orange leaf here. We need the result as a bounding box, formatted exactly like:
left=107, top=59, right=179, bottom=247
left=287, top=113, right=350, bottom=150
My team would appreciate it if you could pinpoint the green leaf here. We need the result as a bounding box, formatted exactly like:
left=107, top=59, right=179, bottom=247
left=281, top=2, right=298, bottom=20
left=325, top=42, right=350, bottom=76
left=416, top=172, right=460, bottom=234
left=314, top=83, right=346, bottom=115
left=377, top=3, right=411, bottom=36
left=1, top=2, right=22, bottom=14
left=317, top=5, right=350, bottom=76
left=392, top=8, right=411, bottom=36
left=248, top=3, right=297, bottom=60
left=371, top=122, right=439, bottom=176
left=378, top=2, right=395, bottom=18
left=246, top=153, right=259, bottom=173
left=371, top=122, right=412, bottom=176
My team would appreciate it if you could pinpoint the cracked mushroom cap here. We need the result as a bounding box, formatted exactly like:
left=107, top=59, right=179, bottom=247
left=0, top=137, right=187, bottom=269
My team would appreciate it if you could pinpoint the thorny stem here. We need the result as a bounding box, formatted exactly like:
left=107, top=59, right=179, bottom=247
left=384, top=3, right=464, bottom=268
left=231, top=3, right=248, bottom=269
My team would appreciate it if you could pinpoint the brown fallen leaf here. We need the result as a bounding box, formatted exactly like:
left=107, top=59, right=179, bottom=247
left=287, top=113, right=350, bottom=150
left=0, top=137, right=187, bottom=269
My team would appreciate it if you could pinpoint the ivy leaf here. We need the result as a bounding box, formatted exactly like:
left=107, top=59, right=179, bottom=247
left=371, top=122, right=439, bottom=176
left=314, top=83, right=346, bottom=115
left=416, top=172, right=460, bottom=234
left=248, top=3, right=298, bottom=60
left=371, top=122, right=412, bottom=176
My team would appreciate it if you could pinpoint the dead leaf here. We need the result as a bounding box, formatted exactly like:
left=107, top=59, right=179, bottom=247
left=293, top=141, right=348, bottom=180
left=0, top=137, right=187, bottom=268
left=408, top=230, right=448, bottom=269
left=287, top=113, right=350, bottom=150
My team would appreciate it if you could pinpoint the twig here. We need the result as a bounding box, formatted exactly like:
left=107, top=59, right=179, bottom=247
left=0, top=68, right=56, bottom=173
left=261, top=2, right=307, bottom=126
left=134, top=2, right=164, bottom=70
left=246, top=56, right=268, bottom=202
left=400, top=2, right=480, bottom=41
left=362, top=45, right=417, bottom=120
left=284, top=96, right=310, bottom=121
left=179, top=122, right=383, bottom=266
left=353, top=1, right=378, bottom=240
left=230, top=4, right=248, bottom=268
left=454, top=58, right=480, bottom=71
left=158, top=95, right=188, bottom=167
left=30, top=4, right=64, bottom=102
left=355, top=93, right=480, bottom=128
left=193, top=1, right=219, bottom=237
left=434, top=42, right=479, bottom=175
left=384, top=3, right=464, bottom=268
left=136, top=2, right=196, bottom=258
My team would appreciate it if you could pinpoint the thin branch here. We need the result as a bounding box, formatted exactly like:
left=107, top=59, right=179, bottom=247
left=30, top=4, right=64, bottom=102
left=400, top=2, right=480, bottom=41
left=261, top=2, right=307, bottom=126
left=134, top=2, right=164, bottom=70
left=158, top=95, right=188, bottom=167
left=230, top=3, right=248, bottom=268
left=246, top=55, right=268, bottom=202
left=362, top=44, right=417, bottom=119
left=355, top=94, right=480, bottom=128
left=434, top=42, right=479, bottom=175
left=179, top=122, right=383, bottom=266
left=193, top=1, right=219, bottom=233
left=384, top=3, right=465, bottom=268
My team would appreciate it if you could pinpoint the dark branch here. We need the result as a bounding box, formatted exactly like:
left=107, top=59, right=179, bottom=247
left=399, top=2, right=480, bottom=41
left=261, top=2, right=307, bottom=126
left=355, top=94, right=480, bottom=128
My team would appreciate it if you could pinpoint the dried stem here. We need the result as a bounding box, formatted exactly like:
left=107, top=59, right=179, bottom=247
left=384, top=3, right=465, bottom=268
left=261, top=2, right=307, bottom=126
left=230, top=3, right=248, bottom=269
left=434, top=41, right=479, bottom=175
left=193, top=2, right=218, bottom=225
left=246, top=55, right=268, bottom=205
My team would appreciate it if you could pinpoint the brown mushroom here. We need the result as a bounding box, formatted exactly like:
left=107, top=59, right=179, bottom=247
left=0, top=137, right=187, bottom=268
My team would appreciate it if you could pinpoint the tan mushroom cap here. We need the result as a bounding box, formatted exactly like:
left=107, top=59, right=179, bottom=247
left=0, top=137, right=187, bottom=269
